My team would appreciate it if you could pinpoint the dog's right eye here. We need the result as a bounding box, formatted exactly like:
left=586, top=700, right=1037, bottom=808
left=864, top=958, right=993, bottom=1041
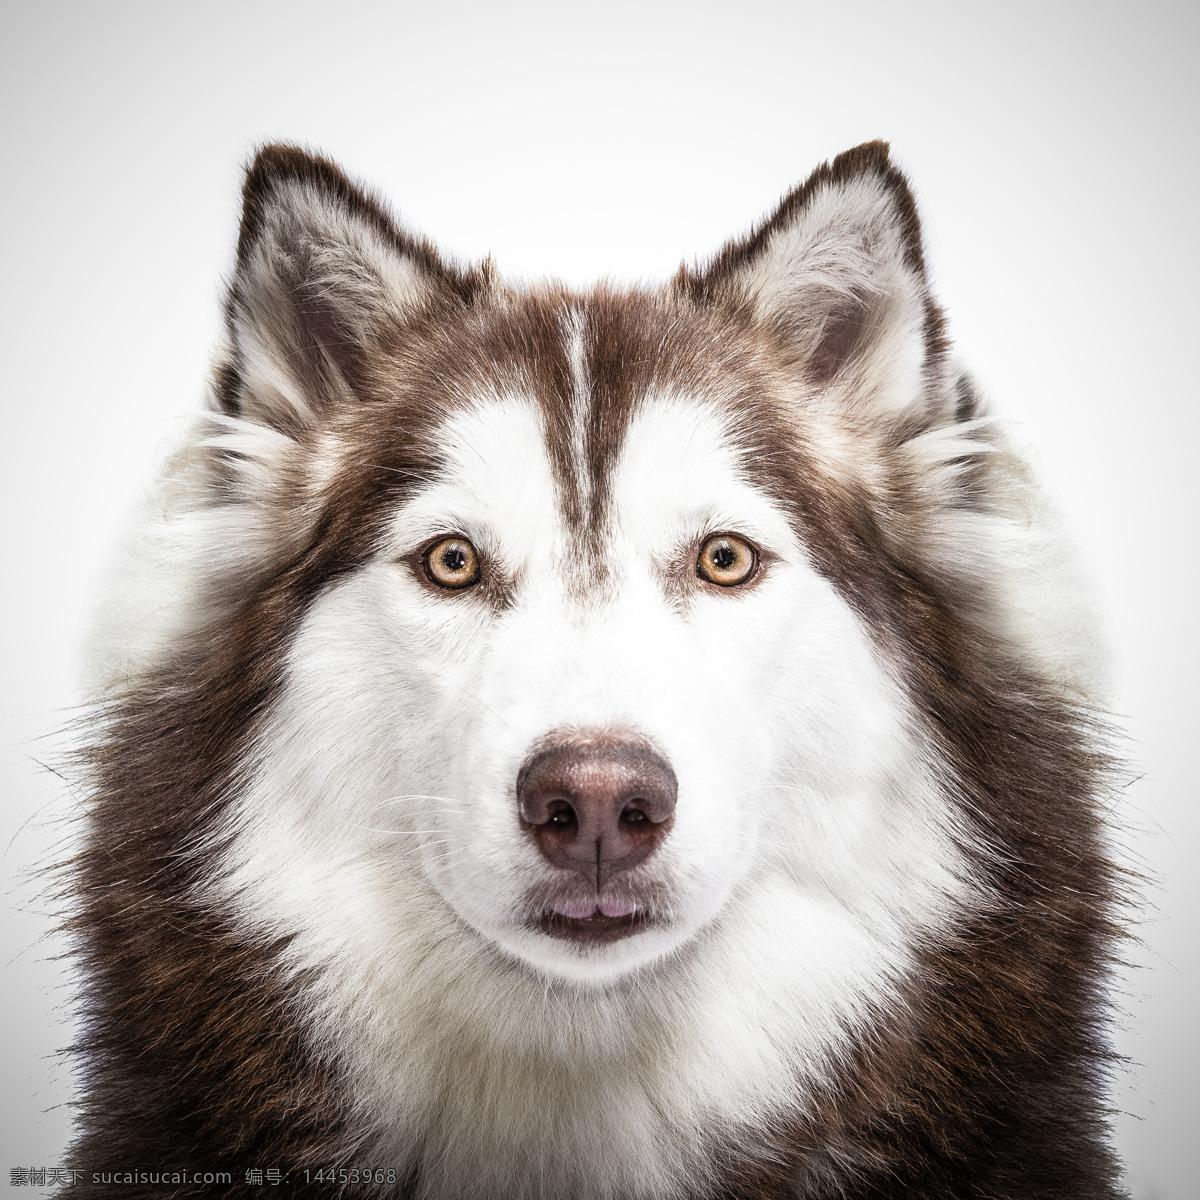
left=424, top=537, right=481, bottom=589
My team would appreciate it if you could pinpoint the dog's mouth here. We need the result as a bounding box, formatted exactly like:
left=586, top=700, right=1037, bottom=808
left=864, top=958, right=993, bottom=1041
left=523, top=879, right=669, bottom=946
left=533, top=898, right=651, bottom=944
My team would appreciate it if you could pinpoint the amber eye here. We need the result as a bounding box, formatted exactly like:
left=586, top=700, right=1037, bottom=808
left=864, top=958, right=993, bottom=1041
left=697, top=534, right=757, bottom=587
left=424, top=537, right=481, bottom=589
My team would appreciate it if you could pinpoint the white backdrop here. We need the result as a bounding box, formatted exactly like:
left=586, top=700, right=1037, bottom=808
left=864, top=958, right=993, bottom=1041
left=2, top=2, right=1195, bottom=1195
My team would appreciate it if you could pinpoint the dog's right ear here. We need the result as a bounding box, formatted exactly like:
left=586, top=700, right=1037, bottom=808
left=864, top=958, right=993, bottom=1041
left=218, top=144, right=485, bottom=432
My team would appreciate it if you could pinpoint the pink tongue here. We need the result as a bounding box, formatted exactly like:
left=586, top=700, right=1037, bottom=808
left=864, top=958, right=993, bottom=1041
left=552, top=899, right=637, bottom=920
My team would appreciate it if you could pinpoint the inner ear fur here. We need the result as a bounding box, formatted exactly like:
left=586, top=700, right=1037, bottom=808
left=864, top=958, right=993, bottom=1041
left=676, top=141, right=950, bottom=419
left=217, top=144, right=488, bottom=432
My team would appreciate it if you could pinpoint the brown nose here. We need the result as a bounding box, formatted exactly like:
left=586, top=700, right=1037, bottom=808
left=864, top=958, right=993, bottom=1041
left=517, top=737, right=677, bottom=887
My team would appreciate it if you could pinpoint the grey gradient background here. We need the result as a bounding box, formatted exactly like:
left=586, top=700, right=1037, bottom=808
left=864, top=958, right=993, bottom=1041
left=2, top=1, right=1196, bottom=1194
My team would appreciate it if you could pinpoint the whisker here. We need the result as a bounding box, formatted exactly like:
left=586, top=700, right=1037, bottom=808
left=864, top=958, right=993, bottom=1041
left=337, top=825, right=453, bottom=837
left=371, top=794, right=464, bottom=809
left=365, top=463, right=428, bottom=480
left=441, top=677, right=514, bottom=731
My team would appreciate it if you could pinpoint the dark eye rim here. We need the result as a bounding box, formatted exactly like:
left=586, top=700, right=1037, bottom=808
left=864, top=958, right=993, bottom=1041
left=696, top=531, right=760, bottom=588
left=419, top=534, right=482, bottom=591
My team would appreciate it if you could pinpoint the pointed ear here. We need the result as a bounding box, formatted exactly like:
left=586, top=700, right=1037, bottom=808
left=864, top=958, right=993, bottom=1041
left=217, top=144, right=487, bottom=431
left=678, top=141, right=949, bottom=421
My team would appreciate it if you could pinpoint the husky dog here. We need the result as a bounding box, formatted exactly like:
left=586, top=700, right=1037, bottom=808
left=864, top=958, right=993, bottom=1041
left=74, top=142, right=1123, bottom=1197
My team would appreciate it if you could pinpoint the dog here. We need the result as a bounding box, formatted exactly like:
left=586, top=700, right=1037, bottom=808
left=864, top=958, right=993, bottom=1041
left=72, top=141, right=1124, bottom=1197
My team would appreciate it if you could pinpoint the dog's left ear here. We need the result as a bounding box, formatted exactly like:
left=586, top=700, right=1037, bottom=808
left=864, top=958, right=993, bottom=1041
left=678, top=141, right=949, bottom=422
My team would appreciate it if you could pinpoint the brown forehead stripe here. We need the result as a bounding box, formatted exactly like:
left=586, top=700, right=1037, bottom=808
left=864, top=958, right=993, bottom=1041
left=335, top=287, right=775, bottom=574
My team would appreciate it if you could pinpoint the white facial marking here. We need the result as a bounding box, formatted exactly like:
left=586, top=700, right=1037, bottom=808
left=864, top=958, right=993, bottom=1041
left=562, top=305, right=592, bottom=515
left=209, top=387, right=979, bottom=1192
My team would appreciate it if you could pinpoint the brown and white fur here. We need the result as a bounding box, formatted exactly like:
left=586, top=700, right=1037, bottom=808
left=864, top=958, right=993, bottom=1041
left=73, top=142, right=1124, bottom=1197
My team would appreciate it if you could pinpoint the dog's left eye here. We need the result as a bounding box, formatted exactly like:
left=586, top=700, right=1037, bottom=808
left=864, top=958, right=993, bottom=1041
left=697, top=534, right=757, bottom=587
left=424, top=537, right=481, bottom=589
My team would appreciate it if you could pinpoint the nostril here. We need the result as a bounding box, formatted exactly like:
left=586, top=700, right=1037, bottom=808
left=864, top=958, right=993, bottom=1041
left=547, top=801, right=576, bottom=829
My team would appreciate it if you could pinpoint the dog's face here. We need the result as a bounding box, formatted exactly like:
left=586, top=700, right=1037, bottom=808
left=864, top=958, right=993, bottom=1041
left=277, top=378, right=941, bottom=985
left=147, top=146, right=980, bottom=997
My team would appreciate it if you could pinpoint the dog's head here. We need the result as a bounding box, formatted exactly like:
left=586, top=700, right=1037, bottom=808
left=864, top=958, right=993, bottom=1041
left=93, top=144, right=1091, bottom=991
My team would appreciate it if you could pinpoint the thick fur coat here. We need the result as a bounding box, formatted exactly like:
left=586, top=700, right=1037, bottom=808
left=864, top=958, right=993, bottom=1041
left=72, top=142, right=1124, bottom=1197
